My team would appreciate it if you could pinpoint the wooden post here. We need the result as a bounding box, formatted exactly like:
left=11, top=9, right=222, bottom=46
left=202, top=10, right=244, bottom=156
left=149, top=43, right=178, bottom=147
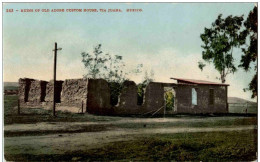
left=52, top=42, right=62, bottom=117
left=81, top=100, right=84, bottom=113
left=53, top=42, right=62, bottom=116
left=246, top=102, right=248, bottom=114
left=53, top=42, right=57, bottom=117
left=226, top=86, right=228, bottom=113
left=18, top=99, right=20, bottom=115
left=164, top=93, right=166, bottom=118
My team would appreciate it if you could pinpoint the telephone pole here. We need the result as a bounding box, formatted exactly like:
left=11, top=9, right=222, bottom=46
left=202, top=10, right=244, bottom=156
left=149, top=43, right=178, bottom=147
left=53, top=42, right=62, bottom=117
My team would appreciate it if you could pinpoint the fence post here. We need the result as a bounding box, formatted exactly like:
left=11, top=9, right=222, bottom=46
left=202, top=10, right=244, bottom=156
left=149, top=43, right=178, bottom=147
left=246, top=102, right=248, bottom=114
left=18, top=99, right=20, bottom=115
left=81, top=100, right=84, bottom=113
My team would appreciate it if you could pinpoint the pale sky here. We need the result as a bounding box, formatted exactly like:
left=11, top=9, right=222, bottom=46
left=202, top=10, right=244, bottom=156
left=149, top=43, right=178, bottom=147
left=3, top=3, right=256, bottom=101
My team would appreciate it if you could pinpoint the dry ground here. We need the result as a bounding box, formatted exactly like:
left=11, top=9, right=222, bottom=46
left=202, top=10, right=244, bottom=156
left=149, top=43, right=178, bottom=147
left=4, top=95, right=258, bottom=161
left=4, top=115, right=257, bottom=161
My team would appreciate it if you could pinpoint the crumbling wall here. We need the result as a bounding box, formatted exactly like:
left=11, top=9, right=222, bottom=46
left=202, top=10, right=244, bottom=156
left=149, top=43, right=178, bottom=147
left=28, top=80, right=48, bottom=104
left=87, top=79, right=111, bottom=115
left=45, top=80, right=64, bottom=104
left=114, top=81, right=141, bottom=114
left=18, top=78, right=34, bottom=104
left=61, top=79, right=88, bottom=108
left=143, top=82, right=165, bottom=114
left=18, top=77, right=228, bottom=115
left=40, top=81, right=48, bottom=102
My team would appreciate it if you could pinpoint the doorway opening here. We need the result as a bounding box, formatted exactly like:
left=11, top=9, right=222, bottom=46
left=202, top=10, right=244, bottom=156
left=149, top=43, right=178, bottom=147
left=164, top=87, right=176, bottom=112
left=40, top=81, right=47, bottom=102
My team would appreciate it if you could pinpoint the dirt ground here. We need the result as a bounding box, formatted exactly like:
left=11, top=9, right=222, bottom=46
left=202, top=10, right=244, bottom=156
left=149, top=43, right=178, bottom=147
left=4, top=116, right=257, bottom=158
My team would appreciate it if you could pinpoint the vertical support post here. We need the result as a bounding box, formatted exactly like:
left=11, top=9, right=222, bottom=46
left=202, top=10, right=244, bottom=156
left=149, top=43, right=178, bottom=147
left=226, top=86, right=228, bottom=113
left=53, top=42, right=57, bottom=117
left=82, top=100, right=84, bottom=113
left=246, top=102, right=248, bottom=114
left=163, top=89, right=166, bottom=118
left=18, top=99, right=20, bottom=115
left=164, top=96, right=166, bottom=118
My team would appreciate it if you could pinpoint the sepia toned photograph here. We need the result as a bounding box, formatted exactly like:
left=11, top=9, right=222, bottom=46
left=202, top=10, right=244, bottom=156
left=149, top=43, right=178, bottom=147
left=3, top=2, right=257, bottom=161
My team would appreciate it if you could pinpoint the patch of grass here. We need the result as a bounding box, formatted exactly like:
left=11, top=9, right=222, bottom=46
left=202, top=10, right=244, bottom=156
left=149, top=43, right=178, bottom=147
left=5, top=130, right=257, bottom=161
left=114, top=117, right=257, bottom=129
left=4, top=124, right=109, bottom=137
left=4, top=95, right=18, bottom=115
left=5, top=109, right=121, bottom=125
left=4, top=86, right=18, bottom=90
left=83, top=130, right=257, bottom=161
left=4, top=95, right=121, bottom=125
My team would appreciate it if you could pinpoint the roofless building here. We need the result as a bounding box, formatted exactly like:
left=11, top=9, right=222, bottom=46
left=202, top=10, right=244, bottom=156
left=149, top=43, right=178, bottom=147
left=18, top=77, right=229, bottom=115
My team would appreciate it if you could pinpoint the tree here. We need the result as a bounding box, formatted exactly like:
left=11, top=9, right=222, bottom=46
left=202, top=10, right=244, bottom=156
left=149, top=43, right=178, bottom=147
left=137, top=70, right=154, bottom=105
left=81, top=44, right=108, bottom=79
left=81, top=44, right=143, bottom=105
left=165, top=91, right=174, bottom=111
left=81, top=44, right=129, bottom=81
left=105, top=54, right=126, bottom=83
left=199, top=14, right=244, bottom=83
left=81, top=44, right=126, bottom=106
left=104, top=54, right=128, bottom=106
left=239, top=6, right=257, bottom=98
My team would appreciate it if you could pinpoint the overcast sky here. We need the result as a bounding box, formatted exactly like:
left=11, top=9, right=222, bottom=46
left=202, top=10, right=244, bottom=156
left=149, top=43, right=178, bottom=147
left=3, top=3, right=256, bottom=101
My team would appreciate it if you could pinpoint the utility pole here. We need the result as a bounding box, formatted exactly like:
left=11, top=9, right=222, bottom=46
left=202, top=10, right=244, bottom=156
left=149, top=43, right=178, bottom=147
left=53, top=42, right=62, bottom=117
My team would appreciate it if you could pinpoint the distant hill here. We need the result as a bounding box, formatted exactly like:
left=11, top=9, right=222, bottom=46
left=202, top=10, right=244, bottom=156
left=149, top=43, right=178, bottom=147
left=4, top=82, right=18, bottom=87
left=4, top=82, right=18, bottom=90
left=228, top=97, right=256, bottom=104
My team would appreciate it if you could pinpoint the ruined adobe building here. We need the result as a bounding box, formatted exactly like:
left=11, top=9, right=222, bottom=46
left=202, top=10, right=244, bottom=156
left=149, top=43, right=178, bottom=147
left=18, top=77, right=229, bottom=115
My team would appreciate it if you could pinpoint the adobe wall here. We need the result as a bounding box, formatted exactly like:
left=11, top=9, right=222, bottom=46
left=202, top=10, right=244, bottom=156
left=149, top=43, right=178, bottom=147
left=45, top=80, right=64, bottom=105
left=113, top=82, right=177, bottom=115
left=28, top=80, right=48, bottom=104
left=18, top=78, right=47, bottom=106
left=19, top=78, right=32, bottom=103
left=176, top=84, right=228, bottom=114
left=143, top=82, right=165, bottom=114
left=114, top=81, right=142, bottom=115
left=61, top=79, right=88, bottom=108
left=18, top=78, right=111, bottom=113
left=86, top=79, right=111, bottom=115
left=175, top=84, right=194, bottom=113
left=211, top=85, right=228, bottom=113
left=18, top=77, right=228, bottom=115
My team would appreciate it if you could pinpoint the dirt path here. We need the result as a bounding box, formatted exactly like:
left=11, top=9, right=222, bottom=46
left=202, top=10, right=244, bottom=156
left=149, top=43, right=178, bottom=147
left=4, top=116, right=249, bottom=133
left=5, top=125, right=255, bottom=155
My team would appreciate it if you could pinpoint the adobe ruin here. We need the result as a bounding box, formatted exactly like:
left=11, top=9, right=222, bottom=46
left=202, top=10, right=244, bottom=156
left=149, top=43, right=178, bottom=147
left=18, top=77, right=229, bottom=115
